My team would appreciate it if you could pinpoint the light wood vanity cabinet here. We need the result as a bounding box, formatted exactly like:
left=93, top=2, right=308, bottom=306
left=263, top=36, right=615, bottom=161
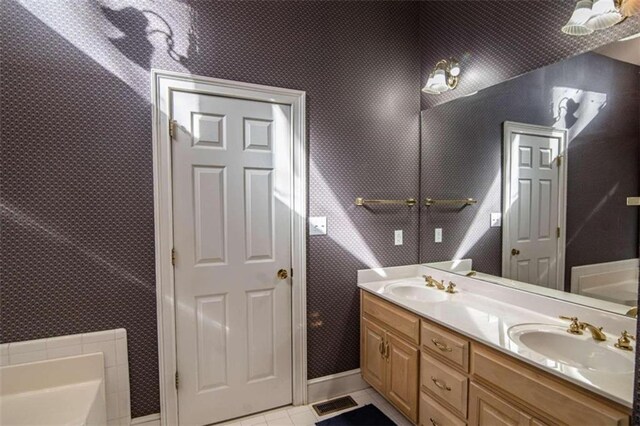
left=361, top=316, right=387, bottom=393
left=361, top=292, right=419, bottom=422
left=468, top=382, right=546, bottom=426
left=360, top=290, right=631, bottom=426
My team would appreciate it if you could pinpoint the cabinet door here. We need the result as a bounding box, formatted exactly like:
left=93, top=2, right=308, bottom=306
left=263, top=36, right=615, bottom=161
left=361, top=317, right=386, bottom=393
left=469, top=383, right=534, bottom=426
left=386, top=332, right=419, bottom=422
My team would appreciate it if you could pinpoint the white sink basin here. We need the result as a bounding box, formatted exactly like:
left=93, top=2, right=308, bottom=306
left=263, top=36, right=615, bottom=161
left=384, top=282, right=448, bottom=303
left=508, top=324, right=633, bottom=374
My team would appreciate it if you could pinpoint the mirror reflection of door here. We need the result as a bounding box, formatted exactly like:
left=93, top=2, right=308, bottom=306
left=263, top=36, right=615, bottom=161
left=502, top=122, right=567, bottom=290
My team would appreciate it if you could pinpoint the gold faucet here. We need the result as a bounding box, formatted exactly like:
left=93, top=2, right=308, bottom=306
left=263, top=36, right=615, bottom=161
left=445, top=282, right=457, bottom=293
left=559, top=316, right=606, bottom=341
left=626, top=306, right=637, bottom=318
left=434, top=279, right=446, bottom=290
left=422, top=275, right=436, bottom=287
left=615, top=331, right=635, bottom=351
left=580, top=322, right=607, bottom=341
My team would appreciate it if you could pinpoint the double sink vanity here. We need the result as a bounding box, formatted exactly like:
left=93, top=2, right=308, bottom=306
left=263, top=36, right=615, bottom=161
left=358, top=264, right=635, bottom=426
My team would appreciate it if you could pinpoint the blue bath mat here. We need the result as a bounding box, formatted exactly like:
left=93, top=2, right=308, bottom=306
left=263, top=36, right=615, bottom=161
left=316, top=404, right=396, bottom=425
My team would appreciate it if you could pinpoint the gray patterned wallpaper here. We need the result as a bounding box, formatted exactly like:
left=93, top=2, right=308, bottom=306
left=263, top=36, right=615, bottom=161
left=0, top=0, right=420, bottom=417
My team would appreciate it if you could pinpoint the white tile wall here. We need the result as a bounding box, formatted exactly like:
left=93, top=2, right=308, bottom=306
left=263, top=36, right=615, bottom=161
left=0, top=329, right=130, bottom=426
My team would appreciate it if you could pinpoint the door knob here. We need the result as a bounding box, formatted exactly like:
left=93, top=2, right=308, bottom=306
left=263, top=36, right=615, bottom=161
left=511, top=248, right=520, bottom=256
left=277, top=269, right=289, bottom=280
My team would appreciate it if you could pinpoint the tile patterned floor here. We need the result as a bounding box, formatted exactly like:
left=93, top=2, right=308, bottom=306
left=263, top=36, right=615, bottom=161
left=220, top=388, right=413, bottom=426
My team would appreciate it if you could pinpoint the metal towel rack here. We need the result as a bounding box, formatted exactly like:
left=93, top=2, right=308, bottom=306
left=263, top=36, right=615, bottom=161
left=355, top=197, right=417, bottom=207
left=424, top=198, right=477, bottom=206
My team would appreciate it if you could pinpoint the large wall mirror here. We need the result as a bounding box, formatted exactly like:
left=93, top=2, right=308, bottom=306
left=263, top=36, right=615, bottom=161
left=420, top=34, right=640, bottom=316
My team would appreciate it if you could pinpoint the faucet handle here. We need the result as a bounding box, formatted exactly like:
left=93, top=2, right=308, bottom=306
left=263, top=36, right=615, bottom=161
left=446, top=282, right=457, bottom=294
left=559, top=315, right=578, bottom=322
left=423, top=275, right=435, bottom=287
left=615, top=330, right=635, bottom=351
left=559, top=316, right=582, bottom=335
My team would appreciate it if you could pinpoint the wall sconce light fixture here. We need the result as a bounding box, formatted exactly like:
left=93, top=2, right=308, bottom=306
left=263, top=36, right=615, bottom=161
left=422, top=59, right=460, bottom=95
left=562, top=0, right=636, bottom=35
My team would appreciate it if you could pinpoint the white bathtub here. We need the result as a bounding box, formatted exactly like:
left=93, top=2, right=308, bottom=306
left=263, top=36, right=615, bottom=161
left=572, top=258, right=639, bottom=306
left=0, top=353, right=107, bottom=426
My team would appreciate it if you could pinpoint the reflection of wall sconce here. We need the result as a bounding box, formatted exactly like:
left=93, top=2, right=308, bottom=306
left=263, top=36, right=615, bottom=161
left=562, top=0, right=637, bottom=35
left=422, top=59, right=460, bottom=95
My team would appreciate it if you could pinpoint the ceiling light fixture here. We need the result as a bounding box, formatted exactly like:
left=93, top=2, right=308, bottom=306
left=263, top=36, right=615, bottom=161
left=422, top=59, right=460, bottom=95
left=562, top=0, right=637, bottom=35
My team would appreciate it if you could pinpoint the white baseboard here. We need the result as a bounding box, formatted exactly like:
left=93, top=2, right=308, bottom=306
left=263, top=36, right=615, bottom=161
left=307, top=368, right=369, bottom=403
left=131, top=413, right=161, bottom=426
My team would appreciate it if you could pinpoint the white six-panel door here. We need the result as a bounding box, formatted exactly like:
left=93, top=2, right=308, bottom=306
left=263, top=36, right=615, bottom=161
left=171, top=91, right=292, bottom=425
left=503, top=122, right=567, bottom=290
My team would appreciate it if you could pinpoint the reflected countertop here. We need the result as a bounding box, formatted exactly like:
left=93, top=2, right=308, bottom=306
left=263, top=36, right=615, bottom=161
left=357, top=264, right=636, bottom=408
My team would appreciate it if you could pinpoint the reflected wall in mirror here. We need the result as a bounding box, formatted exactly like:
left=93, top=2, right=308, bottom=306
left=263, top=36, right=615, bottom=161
left=420, top=35, right=640, bottom=315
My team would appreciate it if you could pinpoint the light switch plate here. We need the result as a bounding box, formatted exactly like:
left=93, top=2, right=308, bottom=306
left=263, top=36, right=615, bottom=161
left=435, top=228, right=442, bottom=243
left=309, top=216, right=327, bottom=235
left=394, top=230, right=403, bottom=246
left=490, top=212, right=502, bottom=227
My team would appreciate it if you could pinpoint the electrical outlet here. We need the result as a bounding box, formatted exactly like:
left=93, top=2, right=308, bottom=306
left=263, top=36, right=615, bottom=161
left=309, top=217, right=327, bottom=235
left=490, top=212, right=502, bottom=227
left=394, top=230, right=403, bottom=246
left=435, top=228, right=442, bottom=243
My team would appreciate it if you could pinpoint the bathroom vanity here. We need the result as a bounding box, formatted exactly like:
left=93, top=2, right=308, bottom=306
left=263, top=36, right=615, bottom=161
left=358, top=265, right=634, bottom=426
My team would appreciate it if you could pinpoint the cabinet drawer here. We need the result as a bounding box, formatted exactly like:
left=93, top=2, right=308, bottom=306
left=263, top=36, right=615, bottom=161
left=421, top=353, right=468, bottom=418
left=421, top=321, right=469, bottom=372
left=420, top=392, right=465, bottom=426
left=472, top=345, right=630, bottom=426
left=362, top=291, right=419, bottom=344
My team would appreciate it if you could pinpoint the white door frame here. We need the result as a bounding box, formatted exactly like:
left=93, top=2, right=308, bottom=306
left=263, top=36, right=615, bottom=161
left=502, top=121, right=568, bottom=291
left=151, top=69, right=307, bottom=426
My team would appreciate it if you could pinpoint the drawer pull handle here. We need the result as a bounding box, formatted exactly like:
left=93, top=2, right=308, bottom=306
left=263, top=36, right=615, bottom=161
left=429, top=417, right=440, bottom=426
left=384, top=341, right=390, bottom=360
left=431, top=338, right=452, bottom=352
left=431, top=376, right=451, bottom=391
left=378, top=340, right=384, bottom=355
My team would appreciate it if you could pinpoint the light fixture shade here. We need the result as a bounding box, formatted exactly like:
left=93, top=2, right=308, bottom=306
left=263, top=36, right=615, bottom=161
left=562, top=0, right=595, bottom=35
left=430, top=69, right=449, bottom=92
left=586, top=11, right=623, bottom=28
left=587, top=0, right=623, bottom=29
left=592, top=0, right=618, bottom=13
left=422, top=73, right=440, bottom=94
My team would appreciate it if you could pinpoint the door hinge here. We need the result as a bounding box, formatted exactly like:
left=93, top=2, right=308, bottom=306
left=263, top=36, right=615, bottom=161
left=290, top=268, right=293, bottom=278
left=556, top=155, right=563, bottom=167
left=557, top=227, right=561, bottom=238
left=171, top=248, right=176, bottom=266
left=169, top=120, right=177, bottom=139
left=175, top=371, right=179, bottom=389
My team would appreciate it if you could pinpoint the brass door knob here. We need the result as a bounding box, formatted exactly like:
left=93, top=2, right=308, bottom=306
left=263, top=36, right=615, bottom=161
left=277, top=269, right=289, bottom=280
left=511, top=248, right=520, bottom=256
